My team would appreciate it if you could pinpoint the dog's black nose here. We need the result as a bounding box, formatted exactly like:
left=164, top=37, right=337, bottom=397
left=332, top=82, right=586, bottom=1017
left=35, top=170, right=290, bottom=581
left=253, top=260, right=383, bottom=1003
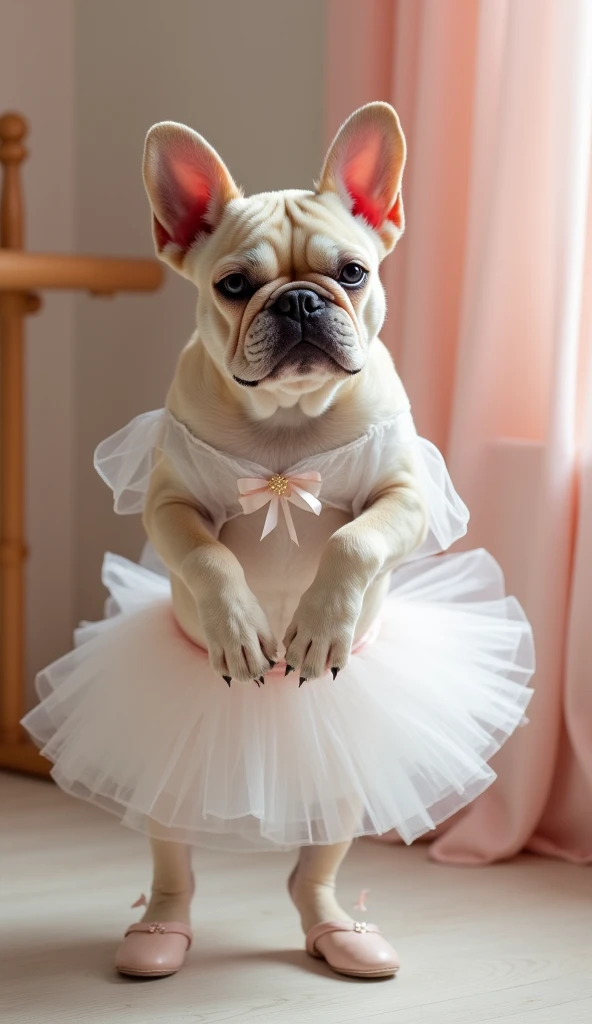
left=274, top=288, right=325, bottom=322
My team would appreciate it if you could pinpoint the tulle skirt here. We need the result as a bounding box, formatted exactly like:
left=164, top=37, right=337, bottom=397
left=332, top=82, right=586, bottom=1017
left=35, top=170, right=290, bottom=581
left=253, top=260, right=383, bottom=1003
left=23, top=549, right=535, bottom=851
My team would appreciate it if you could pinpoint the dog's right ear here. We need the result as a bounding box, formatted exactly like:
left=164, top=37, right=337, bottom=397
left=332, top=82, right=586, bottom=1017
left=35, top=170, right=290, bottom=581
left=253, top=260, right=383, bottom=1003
left=143, top=122, right=241, bottom=276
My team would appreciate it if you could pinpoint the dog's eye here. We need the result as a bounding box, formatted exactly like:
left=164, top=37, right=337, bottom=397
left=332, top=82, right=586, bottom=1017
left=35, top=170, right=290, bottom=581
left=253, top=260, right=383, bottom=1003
left=338, top=263, right=367, bottom=287
left=217, top=273, right=253, bottom=299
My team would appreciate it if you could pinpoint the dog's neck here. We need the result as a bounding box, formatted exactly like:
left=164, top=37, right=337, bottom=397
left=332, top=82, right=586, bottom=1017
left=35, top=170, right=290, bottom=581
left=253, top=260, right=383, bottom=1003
left=167, top=332, right=405, bottom=468
left=239, top=377, right=351, bottom=420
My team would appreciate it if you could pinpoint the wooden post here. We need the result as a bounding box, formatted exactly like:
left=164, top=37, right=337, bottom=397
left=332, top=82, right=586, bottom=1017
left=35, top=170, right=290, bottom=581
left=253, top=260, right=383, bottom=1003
left=0, top=114, right=28, bottom=749
left=0, top=113, right=44, bottom=769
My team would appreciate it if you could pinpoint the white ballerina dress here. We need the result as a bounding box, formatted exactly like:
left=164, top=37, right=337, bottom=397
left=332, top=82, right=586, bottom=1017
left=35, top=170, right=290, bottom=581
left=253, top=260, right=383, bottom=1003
left=23, top=404, right=535, bottom=851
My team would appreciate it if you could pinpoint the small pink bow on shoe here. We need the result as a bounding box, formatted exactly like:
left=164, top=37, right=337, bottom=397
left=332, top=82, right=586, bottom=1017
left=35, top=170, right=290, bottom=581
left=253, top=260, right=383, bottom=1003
left=237, top=471, right=322, bottom=545
left=354, top=889, right=371, bottom=912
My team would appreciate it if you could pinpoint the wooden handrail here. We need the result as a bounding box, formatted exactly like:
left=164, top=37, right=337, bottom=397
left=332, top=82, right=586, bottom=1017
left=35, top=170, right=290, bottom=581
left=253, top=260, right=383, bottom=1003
left=0, top=251, right=163, bottom=294
left=0, top=111, right=163, bottom=777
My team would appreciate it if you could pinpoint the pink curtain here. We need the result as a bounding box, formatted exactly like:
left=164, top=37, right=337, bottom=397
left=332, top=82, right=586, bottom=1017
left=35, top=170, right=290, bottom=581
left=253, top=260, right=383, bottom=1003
left=326, top=0, right=592, bottom=864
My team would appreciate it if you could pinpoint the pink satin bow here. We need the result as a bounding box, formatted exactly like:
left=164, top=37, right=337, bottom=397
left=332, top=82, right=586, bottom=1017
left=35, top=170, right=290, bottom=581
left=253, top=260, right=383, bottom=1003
left=237, top=471, right=322, bottom=545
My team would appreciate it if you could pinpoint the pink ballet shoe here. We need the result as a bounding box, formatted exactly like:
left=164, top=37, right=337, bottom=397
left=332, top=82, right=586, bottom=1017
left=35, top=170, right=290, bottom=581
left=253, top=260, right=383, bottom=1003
left=115, top=921, right=193, bottom=978
left=306, top=921, right=400, bottom=979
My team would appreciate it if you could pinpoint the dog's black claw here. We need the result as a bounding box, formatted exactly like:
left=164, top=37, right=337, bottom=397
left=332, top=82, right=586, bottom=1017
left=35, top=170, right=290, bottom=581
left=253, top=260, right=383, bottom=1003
left=254, top=678, right=261, bottom=687
left=259, top=676, right=265, bottom=685
left=267, top=659, right=277, bottom=668
left=331, top=667, right=340, bottom=680
left=223, top=675, right=232, bottom=687
left=299, top=676, right=306, bottom=687
left=285, top=665, right=294, bottom=676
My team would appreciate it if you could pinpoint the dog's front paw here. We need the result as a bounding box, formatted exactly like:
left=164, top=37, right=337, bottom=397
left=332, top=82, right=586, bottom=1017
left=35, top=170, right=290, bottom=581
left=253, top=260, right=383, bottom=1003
left=197, top=585, right=277, bottom=685
left=283, top=583, right=363, bottom=682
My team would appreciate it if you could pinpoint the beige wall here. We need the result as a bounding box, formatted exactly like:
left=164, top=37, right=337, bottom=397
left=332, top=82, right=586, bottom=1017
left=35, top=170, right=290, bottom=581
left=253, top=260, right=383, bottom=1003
left=74, top=0, right=327, bottom=620
left=0, top=0, right=76, bottom=703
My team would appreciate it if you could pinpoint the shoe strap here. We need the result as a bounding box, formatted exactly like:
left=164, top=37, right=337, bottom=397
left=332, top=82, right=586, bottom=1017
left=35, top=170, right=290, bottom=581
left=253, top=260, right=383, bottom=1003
left=306, top=920, right=379, bottom=956
left=124, top=921, right=193, bottom=950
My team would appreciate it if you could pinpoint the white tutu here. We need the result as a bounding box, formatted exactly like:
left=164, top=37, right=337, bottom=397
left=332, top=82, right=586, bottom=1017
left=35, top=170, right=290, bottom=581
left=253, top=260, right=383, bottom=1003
left=23, top=548, right=534, bottom=851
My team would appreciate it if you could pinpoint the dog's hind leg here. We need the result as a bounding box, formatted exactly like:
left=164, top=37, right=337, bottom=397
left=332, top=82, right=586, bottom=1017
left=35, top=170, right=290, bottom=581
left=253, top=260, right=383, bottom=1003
left=289, top=840, right=354, bottom=934
left=141, top=836, right=195, bottom=925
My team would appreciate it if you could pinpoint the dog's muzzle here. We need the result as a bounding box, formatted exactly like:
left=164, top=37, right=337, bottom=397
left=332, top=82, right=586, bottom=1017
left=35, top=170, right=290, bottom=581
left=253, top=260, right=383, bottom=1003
left=233, top=286, right=363, bottom=386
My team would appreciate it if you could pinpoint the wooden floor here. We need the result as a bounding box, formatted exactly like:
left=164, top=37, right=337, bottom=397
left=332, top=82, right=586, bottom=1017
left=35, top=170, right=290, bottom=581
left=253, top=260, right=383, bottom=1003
left=1, top=773, right=591, bottom=1024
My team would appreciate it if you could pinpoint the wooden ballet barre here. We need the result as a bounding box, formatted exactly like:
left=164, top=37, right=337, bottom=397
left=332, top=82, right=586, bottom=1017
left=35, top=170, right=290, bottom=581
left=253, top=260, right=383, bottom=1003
left=0, top=251, right=162, bottom=295
left=0, top=111, right=163, bottom=777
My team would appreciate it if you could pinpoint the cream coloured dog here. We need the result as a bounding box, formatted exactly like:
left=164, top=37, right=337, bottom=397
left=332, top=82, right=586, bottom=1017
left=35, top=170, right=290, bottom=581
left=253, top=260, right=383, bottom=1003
left=122, top=102, right=428, bottom=977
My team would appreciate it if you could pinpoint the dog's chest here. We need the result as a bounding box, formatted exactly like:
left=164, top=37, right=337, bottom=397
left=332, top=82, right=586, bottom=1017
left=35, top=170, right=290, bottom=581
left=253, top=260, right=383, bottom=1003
left=218, top=501, right=352, bottom=638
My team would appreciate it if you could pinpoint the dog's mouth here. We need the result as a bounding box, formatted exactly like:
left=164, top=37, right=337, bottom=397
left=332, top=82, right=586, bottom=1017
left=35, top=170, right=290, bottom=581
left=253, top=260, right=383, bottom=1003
left=272, top=338, right=362, bottom=376
left=233, top=341, right=362, bottom=388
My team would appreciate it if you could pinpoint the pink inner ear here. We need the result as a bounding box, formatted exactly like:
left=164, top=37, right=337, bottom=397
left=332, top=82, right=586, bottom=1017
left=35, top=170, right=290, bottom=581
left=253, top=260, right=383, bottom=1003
left=346, top=176, right=402, bottom=233
left=155, top=158, right=214, bottom=253
left=341, top=129, right=401, bottom=232
left=348, top=188, right=385, bottom=231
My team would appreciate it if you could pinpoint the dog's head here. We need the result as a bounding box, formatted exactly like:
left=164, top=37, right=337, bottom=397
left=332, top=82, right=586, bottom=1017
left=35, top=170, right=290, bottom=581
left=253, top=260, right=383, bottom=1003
left=143, top=103, right=406, bottom=415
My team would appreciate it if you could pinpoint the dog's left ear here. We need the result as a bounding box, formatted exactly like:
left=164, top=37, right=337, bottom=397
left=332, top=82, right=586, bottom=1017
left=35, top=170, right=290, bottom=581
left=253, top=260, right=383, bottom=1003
left=143, top=121, right=241, bottom=276
left=318, top=102, right=406, bottom=253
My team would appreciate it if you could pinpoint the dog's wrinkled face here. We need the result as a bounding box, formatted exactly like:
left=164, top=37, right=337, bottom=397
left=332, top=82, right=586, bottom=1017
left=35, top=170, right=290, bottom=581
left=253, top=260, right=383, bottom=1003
left=143, top=103, right=406, bottom=412
left=192, top=189, right=387, bottom=389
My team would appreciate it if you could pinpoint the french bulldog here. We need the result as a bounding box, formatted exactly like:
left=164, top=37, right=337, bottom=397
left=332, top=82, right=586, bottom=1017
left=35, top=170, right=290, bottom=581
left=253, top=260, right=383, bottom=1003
left=113, top=103, right=426, bottom=979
